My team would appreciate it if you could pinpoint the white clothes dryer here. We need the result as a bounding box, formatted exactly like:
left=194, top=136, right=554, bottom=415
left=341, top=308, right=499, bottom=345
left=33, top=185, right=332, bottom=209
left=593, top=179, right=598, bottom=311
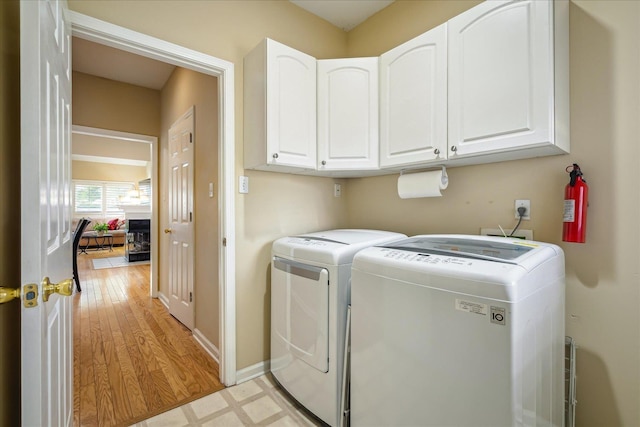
left=350, top=235, right=565, bottom=427
left=271, top=229, right=406, bottom=426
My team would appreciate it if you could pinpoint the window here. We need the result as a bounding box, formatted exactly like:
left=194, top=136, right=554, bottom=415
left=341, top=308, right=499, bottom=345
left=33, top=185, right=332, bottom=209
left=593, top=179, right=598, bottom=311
left=73, top=180, right=135, bottom=217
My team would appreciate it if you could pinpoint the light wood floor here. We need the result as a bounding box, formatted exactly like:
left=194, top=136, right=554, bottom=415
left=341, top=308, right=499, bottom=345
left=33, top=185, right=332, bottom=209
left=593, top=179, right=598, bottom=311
left=73, top=246, right=224, bottom=427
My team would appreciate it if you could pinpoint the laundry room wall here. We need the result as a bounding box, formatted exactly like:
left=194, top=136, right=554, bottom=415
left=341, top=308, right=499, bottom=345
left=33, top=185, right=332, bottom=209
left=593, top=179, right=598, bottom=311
left=345, top=1, right=640, bottom=426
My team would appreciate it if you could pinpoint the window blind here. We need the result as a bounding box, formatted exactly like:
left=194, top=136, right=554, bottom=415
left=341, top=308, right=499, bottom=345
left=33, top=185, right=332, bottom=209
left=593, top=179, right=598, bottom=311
left=73, top=180, right=135, bottom=217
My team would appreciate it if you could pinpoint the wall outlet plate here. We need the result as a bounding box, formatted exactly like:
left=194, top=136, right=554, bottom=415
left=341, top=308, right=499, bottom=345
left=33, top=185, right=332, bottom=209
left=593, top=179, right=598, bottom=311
left=515, top=199, right=531, bottom=219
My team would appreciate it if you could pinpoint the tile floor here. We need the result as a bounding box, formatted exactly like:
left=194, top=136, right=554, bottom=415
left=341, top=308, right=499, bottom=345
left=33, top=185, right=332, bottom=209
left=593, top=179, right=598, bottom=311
left=131, top=374, right=324, bottom=427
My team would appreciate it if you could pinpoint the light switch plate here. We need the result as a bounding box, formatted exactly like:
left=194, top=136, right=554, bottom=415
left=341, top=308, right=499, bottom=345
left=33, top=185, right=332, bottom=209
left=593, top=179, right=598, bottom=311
left=239, top=176, right=249, bottom=194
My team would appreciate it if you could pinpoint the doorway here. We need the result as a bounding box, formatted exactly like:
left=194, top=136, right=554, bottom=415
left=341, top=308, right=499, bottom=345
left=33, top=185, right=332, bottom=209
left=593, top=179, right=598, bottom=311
left=69, top=8, right=236, bottom=387
left=72, top=126, right=159, bottom=296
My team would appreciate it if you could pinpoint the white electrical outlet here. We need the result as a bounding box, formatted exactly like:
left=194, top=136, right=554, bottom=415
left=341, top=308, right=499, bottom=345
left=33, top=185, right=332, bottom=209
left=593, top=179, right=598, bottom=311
left=239, top=176, right=249, bottom=194
left=334, top=183, right=341, bottom=197
left=515, top=199, right=531, bottom=220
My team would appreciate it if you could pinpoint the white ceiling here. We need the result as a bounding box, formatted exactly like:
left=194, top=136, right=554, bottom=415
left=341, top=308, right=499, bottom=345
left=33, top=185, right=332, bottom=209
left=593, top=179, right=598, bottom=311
left=290, top=0, right=394, bottom=31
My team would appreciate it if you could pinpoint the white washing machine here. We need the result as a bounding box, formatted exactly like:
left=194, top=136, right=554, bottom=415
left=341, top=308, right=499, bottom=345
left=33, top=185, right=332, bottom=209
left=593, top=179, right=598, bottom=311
left=271, top=229, right=406, bottom=426
left=350, top=235, right=565, bottom=427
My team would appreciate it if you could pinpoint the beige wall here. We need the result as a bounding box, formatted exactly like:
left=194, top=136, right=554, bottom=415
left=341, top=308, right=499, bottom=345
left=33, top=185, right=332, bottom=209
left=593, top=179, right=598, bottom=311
left=346, top=1, right=640, bottom=426
left=0, top=0, right=21, bottom=424
left=72, top=160, right=149, bottom=184
left=66, top=1, right=640, bottom=426
left=159, top=67, right=220, bottom=344
left=72, top=71, right=161, bottom=136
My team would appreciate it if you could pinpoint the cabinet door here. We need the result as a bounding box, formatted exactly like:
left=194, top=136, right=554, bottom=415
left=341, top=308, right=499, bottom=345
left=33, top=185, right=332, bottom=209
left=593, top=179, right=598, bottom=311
left=379, top=24, right=447, bottom=169
left=448, top=0, right=553, bottom=158
left=317, top=58, right=379, bottom=171
left=266, top=39, right=317, bottom=169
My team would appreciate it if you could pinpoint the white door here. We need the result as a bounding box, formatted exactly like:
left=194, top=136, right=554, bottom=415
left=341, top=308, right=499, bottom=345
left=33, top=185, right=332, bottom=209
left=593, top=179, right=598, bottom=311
left=21, top=0, right=74, bottom=426
left=447, top=0, right=552, bottom=157
left=379, top=23, right=448, bottom=169
left=317, top=57, right=379, bottom=171
left=167, top=107, right=195, bottom=330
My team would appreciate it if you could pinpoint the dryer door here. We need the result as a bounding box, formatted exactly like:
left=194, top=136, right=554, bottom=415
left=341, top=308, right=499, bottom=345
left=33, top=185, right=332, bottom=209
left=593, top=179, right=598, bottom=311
left=273, top=257, right=329, bottom=372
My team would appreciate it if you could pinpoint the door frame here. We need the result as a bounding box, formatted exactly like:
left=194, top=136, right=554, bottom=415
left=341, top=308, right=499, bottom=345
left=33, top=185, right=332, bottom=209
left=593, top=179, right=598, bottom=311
left=68, top=11, right=237, bottom=385
left=72, top=125, right=159, bottom=297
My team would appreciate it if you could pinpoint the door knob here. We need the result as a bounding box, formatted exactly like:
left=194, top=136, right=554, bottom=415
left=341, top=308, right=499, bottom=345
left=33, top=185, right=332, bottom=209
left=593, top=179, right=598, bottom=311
left=164, top=228, right=172, bottom=234
left=42, top=277, right=73, bottom=302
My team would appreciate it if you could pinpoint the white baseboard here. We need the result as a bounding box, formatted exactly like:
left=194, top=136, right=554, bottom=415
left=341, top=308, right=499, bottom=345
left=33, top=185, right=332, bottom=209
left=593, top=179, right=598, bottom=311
left=235, top=360, right=270, bottom=384
left=193, top=328, right=220, bottom=364
left=157, top=292, right=169, bottom=308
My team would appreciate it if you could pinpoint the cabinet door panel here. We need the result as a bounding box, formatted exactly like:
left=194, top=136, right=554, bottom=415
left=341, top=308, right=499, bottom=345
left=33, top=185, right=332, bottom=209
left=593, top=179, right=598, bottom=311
left=448, top=0, right=552, bottom=157
left=318, top=58, right=378, bottom=170
left=380, top=24, right=447, bottom=168
left=267, top=40, right=317, bottom=168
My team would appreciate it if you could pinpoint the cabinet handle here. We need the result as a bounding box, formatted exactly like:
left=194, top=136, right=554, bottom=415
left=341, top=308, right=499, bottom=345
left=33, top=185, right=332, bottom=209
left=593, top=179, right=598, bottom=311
left=434, top=148, right=440, bottom=155
left=451, top=146, right=457, bottom=153
left=272, top=153, right=279, bottom=159
left=321, top=160, right=326, bottom=166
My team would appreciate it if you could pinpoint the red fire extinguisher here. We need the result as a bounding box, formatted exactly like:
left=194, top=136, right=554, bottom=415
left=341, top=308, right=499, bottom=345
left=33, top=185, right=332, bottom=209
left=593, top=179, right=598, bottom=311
left=563, top=164, right=588, bottom=243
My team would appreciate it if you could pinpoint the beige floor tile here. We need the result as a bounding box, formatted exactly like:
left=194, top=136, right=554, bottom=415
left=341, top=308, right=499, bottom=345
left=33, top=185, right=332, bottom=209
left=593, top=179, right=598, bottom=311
left=226, top=379, right=263, bottom=402
left=242, top=395, right=283, bottom=423
left=190, top=392, right=230, bottom=419
left=265, top=415, right=303, bottom=427
left=201, top=411, right=246, bottom=427
left=144, top=407, right=189, bottom=427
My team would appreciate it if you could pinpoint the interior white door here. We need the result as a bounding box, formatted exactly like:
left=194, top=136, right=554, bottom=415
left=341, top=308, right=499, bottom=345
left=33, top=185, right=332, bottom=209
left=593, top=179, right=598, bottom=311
left=20, top=0, right=74, bottom=426
left=168, top=107, right=195, bottom=330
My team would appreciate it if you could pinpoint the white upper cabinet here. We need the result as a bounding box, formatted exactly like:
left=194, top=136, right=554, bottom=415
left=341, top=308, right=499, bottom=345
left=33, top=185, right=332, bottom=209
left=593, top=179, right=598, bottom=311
left=244, top=38, right=317, bottom=171
left=379, top=23, right=448, bottom=169
left=317, top=58, right=379, bottom=172
left=447, top=0, right=569, bottom=160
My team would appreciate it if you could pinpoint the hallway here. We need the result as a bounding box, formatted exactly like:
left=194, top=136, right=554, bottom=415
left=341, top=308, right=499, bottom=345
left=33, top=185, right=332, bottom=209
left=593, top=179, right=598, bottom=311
left=73, top=246, right=224, bottom=426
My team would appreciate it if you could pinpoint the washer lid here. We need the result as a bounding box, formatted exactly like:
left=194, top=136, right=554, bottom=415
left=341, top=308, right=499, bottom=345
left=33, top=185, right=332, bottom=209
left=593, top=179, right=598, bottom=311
left=381, top=235, right=535, bottom=263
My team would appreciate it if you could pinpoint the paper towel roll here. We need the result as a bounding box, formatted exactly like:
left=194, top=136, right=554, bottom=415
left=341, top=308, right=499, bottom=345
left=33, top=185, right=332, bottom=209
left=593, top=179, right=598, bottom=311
left=397, top=170, right=448, bottom=199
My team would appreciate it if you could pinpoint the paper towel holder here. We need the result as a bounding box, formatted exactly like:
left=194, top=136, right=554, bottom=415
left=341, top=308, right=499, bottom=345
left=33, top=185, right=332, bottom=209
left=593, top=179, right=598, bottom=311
left=400, top=165, right=448, bottom=181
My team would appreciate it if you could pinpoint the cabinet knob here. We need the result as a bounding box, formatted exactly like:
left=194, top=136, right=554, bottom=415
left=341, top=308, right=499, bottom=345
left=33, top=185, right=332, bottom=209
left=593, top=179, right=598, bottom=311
left=321, top=160, right=326, bottom=166
left=272, top=153, right=279, bottom=159
left=434, top=148, right=440, bottom=155
left=450, top=146, right=457, bottom=153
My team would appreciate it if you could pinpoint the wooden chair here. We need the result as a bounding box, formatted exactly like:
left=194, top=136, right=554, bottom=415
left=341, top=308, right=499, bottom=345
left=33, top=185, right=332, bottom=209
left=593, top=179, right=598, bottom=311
left=72, top=218, right=91, bottom=292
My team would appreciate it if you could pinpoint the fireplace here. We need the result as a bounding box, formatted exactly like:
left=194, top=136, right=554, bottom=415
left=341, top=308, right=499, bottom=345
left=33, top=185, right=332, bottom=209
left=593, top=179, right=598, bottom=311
left=126, top=219, right=151, bottom=262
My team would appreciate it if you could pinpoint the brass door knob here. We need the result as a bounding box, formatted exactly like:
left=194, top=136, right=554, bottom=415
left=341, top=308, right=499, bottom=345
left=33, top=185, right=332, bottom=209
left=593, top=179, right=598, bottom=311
left=42, top=277, right=73, bottom=302
left=164, top=228, right=172, bottom=234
